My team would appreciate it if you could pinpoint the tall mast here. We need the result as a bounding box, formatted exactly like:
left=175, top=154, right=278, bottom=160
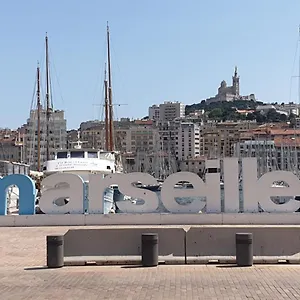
left=37, top=63, right=41, bottom=172
left=45, top=32, right=51, bottom=160
left=107, top=23, right=114, bottom=151
left=298, top=25, right=300, bottom=106
left=104, top=65, right=110, bottom=151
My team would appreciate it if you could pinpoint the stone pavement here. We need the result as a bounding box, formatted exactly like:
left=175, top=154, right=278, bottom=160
left=1, top=227, right=300, bottom=299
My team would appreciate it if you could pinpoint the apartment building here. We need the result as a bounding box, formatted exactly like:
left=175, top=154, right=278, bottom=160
left=274, top=103, right=300, bottom=116
left=176, top=122, right=200, bottom=160
left=159, top=101, right=185, bottom=121
left=156, top=120, right=178, bottom=153
left=24, top=109, right=67, bottom=169
left=148, top=105, right=160, bottom=121
left=73, top=119, right=157, bottom=173
left=148, top=101, right=185, bottom=122
left=124, top=124, right=156, bottom=153
left=0, top=138, right=23, bottom=162
left=243, top=127, right=300, bottom=141
left=234, top=136, right=300, bottom=173
left=200, top=121, right=258, bottom=158
left=179, top=156, right=206, bottom=175
left=69, top=118, right=202, bottom=174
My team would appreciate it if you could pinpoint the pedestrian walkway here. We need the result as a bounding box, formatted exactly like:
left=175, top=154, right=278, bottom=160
left=1, top=226, right=300, bottom=299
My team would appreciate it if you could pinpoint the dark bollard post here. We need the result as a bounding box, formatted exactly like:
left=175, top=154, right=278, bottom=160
left=141, top=233, right=158, bottom=267
left=235, top=233, right=253, bottom=267
left=46, top=235, right=64, bottom=268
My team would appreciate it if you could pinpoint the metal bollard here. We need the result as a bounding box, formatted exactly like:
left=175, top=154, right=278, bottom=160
left=235, top=233, right=253, bottom=267
left=46, top=235, right=64, bottom=268
left=141, top=233, right=158, bottom=267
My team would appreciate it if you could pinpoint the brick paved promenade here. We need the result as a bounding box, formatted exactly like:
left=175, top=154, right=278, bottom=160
left=1, top=227, right=300, bottom=299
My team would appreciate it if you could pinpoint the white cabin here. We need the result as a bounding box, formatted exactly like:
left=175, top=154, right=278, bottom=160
left=43, top=148, right=122, bottom=181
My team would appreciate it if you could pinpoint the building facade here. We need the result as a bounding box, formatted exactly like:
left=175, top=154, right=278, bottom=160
left=148, top=101, right=186, bottom=121
left=148, top=105, right=160, bottom=121
left=0, top=129, right=24, bottom=163
left=199, top=121, right=258, bottom=158
left=24, top=109, right=67, bottom=170
left=176, top=122, right=200, bottom=160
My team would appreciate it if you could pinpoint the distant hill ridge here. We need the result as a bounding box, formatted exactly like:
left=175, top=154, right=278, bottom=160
left=185, top=100, right=296, bottom=124
left=185, top=99, right=263, bottom=115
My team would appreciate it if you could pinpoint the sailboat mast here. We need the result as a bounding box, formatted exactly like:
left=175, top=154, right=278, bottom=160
left=298, top=25, right=300, bottom=106
left=104, top=65, right=109, bottom=151
left=107, top=23, right=114, bottom=151
left=45, top=33, right=51, bottom=160
left=37, top=63, right=41, bottom=172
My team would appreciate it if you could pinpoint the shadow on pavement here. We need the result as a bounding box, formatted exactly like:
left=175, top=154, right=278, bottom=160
left=121, top=265, right=156, bottom=269
left=24, top=266, right=49, bottom=271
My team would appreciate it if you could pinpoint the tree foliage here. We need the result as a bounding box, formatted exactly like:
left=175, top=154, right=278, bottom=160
left=185, top=100, right=289, bottom=123
left=186, top=99, right=260, bottom=115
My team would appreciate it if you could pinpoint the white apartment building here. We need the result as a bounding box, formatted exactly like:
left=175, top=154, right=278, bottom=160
left=148, top=101, right=186, bottom=121
left=233, top=140, right=276, bottom=158
left=275, top=103, right=300, bottom=116
left=156, top=120, right=201, bottom=161
left=159, top=101, right=185, bottom=121
left=176, top=122, right=200, bottom=160
left=25, top=109, right=67, bottom=170
left=148, top=105, right=160, bottom=121
left=233, top=138, right=300, bottom=174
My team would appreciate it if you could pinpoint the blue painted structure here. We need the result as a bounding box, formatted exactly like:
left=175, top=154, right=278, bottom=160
left=0, top=174, right=36, bottom=215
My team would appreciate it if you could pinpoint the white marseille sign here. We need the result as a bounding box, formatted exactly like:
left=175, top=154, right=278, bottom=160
left=1, top=157, right=300, bottom=215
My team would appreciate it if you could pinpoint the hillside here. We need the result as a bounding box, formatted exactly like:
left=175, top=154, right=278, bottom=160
left=185, top=100, right=294, bottom=123
left=185, top=99, right=262, bottom=114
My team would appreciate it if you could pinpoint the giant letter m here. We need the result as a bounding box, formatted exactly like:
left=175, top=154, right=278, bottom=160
left=0, top=174, right=36, bottom=215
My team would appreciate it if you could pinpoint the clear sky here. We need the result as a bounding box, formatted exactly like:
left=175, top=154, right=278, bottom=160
left=1, top=0, right=300, bottom=129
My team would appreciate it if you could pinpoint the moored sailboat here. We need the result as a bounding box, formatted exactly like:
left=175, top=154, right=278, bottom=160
left=42, top=24, right=124, bottom=213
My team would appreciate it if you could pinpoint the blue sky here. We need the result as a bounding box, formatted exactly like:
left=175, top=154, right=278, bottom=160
left=1, top=0, right=300, bottom=129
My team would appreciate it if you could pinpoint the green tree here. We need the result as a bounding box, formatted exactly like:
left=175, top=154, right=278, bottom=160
left=246, top=113, right=256, bottom=121
left=266, top=109, right=280, bottom=122
left=289, top=113, right=297, bottom=127
left=254, top=112, right=267, bottom=123
left=208, top=108, right=223, bottom=119
left=279, top=114, right=287, bottom=122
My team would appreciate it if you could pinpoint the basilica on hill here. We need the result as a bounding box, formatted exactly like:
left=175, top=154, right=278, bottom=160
left=205, top=67, right=256, bottom=104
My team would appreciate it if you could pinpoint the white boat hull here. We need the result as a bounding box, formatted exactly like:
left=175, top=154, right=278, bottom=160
left=44, top=158, right=115, bottom=176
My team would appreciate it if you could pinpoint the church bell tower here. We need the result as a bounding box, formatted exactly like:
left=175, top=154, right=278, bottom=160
left=232, top=66, right=240, bottom=96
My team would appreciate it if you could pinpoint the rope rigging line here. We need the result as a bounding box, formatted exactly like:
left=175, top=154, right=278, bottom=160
left=91, top=34, right=108, bottom=121
left=49, top=45, right=65, bottom=110
left=289, top=36, right=300, bottom=102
